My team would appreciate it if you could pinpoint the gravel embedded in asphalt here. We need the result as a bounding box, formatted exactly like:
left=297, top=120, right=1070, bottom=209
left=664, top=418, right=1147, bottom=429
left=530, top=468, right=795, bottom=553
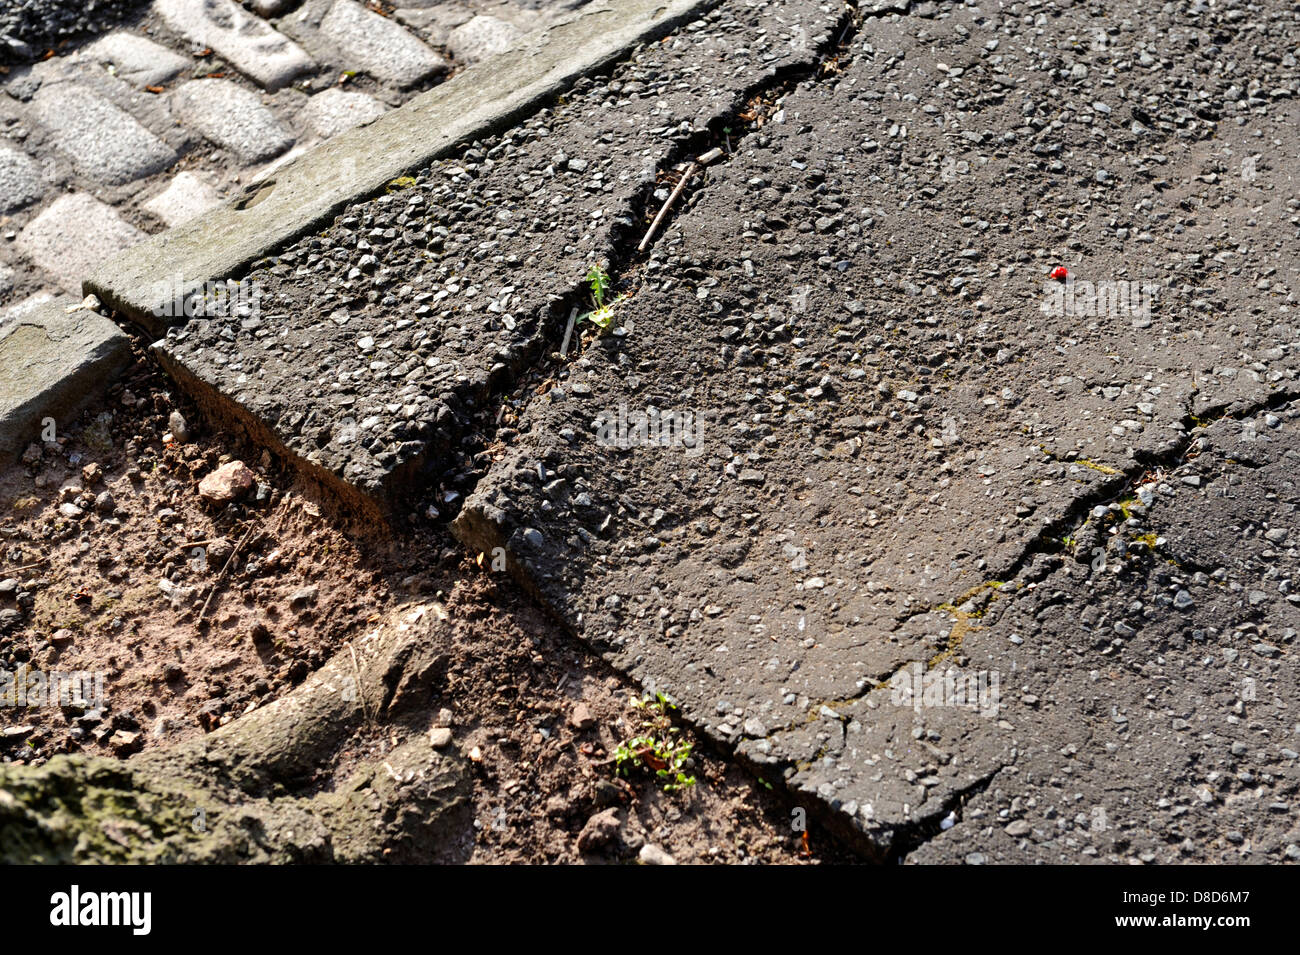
left=0, top=0, right=148, bottom=62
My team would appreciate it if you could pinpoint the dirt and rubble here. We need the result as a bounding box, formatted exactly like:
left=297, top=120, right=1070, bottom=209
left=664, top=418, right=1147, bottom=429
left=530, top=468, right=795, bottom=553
left=0, top=354, right=836, bottom=863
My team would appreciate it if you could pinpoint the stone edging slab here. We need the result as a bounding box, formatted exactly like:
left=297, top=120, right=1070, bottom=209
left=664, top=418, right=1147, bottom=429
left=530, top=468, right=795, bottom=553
left=0, top=299, right=132, bottom=460
left=85, top=0, right=722, bottom=335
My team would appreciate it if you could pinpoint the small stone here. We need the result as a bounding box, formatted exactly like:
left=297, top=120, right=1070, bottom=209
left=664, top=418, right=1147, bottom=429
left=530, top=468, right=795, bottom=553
left=429, top=726, right=453, bottom=749
left=109, top=729, right=143, bottom=756
left=249, top=622, right=273, bottom=647
left=1005, top=819, right=1031, bottom=836
left=569, top=702, right=596, bottom=730
left=199, top=460, right=255, bottom=505
left=168, top=410, right=192, bottom=443
left=638, top=843, right=677, bottom=865
left=576, top=808, right=621, bottom=853
left=289, top=584, right=319, bottom=609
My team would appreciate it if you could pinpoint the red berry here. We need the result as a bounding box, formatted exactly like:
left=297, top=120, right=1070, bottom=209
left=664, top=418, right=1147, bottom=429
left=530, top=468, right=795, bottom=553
left=1050, top=266, right=1069, bottom=281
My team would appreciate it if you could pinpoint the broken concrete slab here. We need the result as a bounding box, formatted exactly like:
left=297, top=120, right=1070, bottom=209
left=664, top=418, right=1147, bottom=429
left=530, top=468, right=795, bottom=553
left=0, top=298, right=132, bottom=460
left=85, top=0, right=725, bottom=332
left=17, top=193, right=146, bottom=295
left=448, top=3, right=1300, bottom=856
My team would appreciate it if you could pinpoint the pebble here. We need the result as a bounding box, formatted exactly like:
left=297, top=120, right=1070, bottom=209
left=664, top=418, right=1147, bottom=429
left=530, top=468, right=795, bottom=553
left=168, top=410, right=192, bottom=443
left=638, top=843, right=677, bottom=865
left=198, top=460, right=255, bottom=505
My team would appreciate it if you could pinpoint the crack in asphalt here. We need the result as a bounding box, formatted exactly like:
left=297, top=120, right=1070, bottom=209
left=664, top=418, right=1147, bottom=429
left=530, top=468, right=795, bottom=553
left=889, top=762, right=1007, bottom=863
left=753, top=385, right=1300, bottom=743
left=440, top=0, right=910, bottom=510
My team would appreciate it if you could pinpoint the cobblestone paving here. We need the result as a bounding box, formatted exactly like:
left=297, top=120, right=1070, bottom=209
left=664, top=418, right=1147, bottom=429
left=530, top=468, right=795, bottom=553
left=0, top=0, right=591, bottom=325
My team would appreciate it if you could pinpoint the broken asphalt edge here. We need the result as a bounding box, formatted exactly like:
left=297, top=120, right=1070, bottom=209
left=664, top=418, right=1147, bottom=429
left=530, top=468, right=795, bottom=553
left=83, top=0, right=725, bottom=336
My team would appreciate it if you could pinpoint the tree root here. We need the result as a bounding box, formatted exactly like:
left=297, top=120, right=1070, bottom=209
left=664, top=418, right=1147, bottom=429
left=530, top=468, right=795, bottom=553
left=0, top=603, right=470, bottom=863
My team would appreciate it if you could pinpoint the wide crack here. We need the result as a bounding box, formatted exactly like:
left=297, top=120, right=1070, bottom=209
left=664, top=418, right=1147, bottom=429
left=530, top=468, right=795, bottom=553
left=435, top=0, right=902, bottom=522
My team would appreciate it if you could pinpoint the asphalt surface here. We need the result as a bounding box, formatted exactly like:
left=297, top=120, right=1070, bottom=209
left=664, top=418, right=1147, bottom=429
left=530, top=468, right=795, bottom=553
left=8, top=0, right=1300, bottom=863
left=0, top=0, right=148, bottom=61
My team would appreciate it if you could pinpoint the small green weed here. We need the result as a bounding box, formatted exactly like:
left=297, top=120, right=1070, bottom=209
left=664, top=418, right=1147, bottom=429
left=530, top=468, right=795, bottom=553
left=614, top=692, right=696, bottom=792
left=579, top=264, right=626, bottom=332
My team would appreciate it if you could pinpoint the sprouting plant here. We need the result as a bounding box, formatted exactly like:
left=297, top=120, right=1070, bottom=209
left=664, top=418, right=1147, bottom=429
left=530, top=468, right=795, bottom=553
left=613, top=691, right=697, bottom=792
left=579, top=264, right=626, bottom=332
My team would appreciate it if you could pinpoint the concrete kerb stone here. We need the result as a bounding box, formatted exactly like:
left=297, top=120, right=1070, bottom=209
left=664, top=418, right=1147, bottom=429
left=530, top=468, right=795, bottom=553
left=84, top=0, right=724, bottom=337
left=0, top=298, right=132, bottom=461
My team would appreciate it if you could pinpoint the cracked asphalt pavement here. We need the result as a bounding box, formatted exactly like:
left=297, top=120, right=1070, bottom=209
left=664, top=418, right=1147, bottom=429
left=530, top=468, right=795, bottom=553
left=11, top=0, right=1298, bottom=864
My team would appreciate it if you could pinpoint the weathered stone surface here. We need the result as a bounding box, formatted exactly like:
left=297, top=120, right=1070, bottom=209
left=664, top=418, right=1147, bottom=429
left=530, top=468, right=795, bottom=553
left=86, top=0, right=725, bottom=330
left=171, top=79, right=294, bottom=164
left=0, top=142, right=46, bottom=212
left=447, top=15, right=523, bottom=65
left=143, top=171, right=223, bottom=227
left=319, top=0, right=449, bottom=87
left=1, top=291, right=56, bottom=327
left=155, top=0, right=315, bottom=90
left=301, top=87, right=387, bottom=139
left=0, top=298, right=131, bottom=460
left=17, top=194, right=146, bottom=294
left=79, top=32, right=190, bottom=88
left=31, top=84, right=178, bottom=186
